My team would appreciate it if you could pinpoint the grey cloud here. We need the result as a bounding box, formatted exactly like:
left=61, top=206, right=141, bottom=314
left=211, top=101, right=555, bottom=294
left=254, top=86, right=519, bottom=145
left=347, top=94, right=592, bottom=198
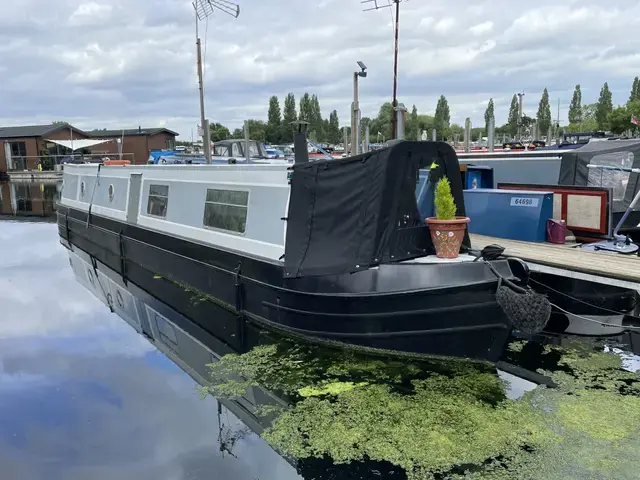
left=2, top=0, right=640, bottom=134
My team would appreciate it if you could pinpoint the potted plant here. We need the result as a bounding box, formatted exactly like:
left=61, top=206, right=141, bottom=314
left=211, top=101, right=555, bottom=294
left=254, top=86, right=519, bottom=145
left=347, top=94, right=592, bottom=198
left=425, top=178, right=470, bottom=259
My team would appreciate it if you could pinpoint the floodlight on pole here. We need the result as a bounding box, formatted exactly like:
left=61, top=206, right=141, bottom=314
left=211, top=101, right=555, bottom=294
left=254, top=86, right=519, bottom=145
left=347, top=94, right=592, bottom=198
left=362, top=0, right=402, bottom=139
left=192, top=0, right=240, bottom=164
left=351, top=61, right=367, bottom=156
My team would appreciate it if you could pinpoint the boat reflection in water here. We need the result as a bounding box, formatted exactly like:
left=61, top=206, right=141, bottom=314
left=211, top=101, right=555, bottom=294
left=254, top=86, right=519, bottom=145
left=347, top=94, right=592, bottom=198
left=0, top=180, right=60, bottom=220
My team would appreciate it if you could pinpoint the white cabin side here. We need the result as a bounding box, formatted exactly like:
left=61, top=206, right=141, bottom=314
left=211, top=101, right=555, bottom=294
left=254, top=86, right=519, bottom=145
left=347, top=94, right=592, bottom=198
left=59, top=164, right=290, bottom=262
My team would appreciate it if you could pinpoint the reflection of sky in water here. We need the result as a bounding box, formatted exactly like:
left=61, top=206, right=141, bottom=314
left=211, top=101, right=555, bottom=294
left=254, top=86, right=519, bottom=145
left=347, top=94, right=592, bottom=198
left=0, top=221, right=300, bottom=480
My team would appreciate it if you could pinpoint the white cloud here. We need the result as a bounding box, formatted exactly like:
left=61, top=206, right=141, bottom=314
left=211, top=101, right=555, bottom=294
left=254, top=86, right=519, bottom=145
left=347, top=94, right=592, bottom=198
left=0, top=0, right=640, bottom=134
left=469, top=20, right=493, bottom=35
left=69, top=2, right=114, bottom=26
left=434, top=17, right=456, bottom=34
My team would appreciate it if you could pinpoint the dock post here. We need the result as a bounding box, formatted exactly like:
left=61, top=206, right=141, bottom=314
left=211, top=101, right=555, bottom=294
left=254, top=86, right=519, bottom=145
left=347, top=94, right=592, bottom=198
left=488, top=118, right=495, bottom=152
left=244, top=120, right=250, bottom=162
left=395, top=103, right=407, bottom=140
left=364, top=125, right=370, bottom=153
left=344, top=126, right=349, bottom=154
left=464, top=118, right=471, bottom=153
left=203, top=119, right=211, bottom=163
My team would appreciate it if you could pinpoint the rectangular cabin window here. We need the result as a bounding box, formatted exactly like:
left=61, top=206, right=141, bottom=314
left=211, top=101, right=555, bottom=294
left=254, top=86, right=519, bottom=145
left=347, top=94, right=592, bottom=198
left=213, top=145, right=229, bottom=156
left=154, top=314, right=178, bottom=350
left=147, top=184, right=169, bottom=218
left=203, top=189, right=248, bottom=234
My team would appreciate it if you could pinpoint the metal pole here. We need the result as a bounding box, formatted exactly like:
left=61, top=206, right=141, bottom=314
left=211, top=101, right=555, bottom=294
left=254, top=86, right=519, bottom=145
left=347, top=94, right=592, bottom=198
left=464, top=118, right=471, bottom=153
left=488, top=118, right=495, bottom=152
left=351, top=72, right=359, bottom=156
left=244, top=120, right=250, bottom=162
left=432, top=128, right=436, bottom=142
left=517, top=92, right=524, bottom=142
left=390, top=0, right=400, bottom=140
left=196, top=23, right=210, bottom=164
left=344, top=127, right=349, bottom=154
left=364, top=125, right=370, bottom=153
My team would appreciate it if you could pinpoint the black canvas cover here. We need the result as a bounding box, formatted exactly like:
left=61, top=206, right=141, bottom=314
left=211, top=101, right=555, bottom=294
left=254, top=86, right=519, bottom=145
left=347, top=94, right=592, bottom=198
left=558, top=139, right=640, bottom=214
left=284, top=140, right=470, bottom=278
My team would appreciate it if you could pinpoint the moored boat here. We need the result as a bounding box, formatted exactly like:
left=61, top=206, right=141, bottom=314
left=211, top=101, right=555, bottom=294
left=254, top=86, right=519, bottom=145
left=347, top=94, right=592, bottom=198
left=56, top=140, right=542, bottom=363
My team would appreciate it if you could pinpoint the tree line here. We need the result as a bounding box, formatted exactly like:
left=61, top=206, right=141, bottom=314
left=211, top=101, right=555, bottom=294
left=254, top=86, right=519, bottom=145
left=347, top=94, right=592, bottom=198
left=202, top=77, right=640, bottom=146
left=207, top=93, right=342, bottom=145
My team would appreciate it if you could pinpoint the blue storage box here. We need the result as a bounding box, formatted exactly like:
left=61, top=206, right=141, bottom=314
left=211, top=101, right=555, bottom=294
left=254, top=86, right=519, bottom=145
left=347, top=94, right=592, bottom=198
left=465, top=166, right=494, bottom=190
left=463, top=188, right=554, bottom=242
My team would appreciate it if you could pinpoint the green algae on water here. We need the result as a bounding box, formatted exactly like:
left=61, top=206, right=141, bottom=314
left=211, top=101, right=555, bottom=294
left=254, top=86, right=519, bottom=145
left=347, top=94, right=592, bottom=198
left=202, top=338, right=640, bottom=479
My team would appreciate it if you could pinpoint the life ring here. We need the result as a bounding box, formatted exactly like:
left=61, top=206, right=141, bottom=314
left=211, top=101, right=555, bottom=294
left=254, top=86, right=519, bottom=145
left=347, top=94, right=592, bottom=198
left=103, top=159, right=131, bottom=166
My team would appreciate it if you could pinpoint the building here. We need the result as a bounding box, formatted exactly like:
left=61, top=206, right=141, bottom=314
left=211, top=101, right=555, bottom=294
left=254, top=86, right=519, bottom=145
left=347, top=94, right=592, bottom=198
left=87, top=127, right=178, bottom=164
left=0, top=124, right=90, bottom=172
left=0, top=123, right=179, bottom=173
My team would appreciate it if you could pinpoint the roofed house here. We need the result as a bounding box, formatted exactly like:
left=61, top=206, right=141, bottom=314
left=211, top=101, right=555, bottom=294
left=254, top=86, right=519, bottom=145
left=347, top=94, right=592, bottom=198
left=87, top=127, right=178, bottom=164
left=0, top=124, right=89, bottom=172
left=0, top=124, right=180, bottom=173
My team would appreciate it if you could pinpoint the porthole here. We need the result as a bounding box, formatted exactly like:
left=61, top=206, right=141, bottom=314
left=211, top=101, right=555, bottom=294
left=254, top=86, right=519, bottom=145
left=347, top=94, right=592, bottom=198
left=106, top=293, right=113, bottom=308
left=116, top=290, right=124, bottom=308
left=108, top=184, right=115, bottom=203
left=87, top=268, right=94, bottom=285
left=80, top=181, right=86, bottom=197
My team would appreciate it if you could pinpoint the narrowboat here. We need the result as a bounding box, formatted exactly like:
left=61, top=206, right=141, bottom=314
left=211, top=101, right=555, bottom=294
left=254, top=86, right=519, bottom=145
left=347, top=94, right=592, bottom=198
left=56, top=140, right=543, bottom=363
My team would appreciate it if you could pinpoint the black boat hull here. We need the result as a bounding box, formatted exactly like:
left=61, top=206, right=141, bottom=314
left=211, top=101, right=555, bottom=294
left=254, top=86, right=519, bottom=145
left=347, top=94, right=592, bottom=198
left=57, top=205, right=517, bottom=363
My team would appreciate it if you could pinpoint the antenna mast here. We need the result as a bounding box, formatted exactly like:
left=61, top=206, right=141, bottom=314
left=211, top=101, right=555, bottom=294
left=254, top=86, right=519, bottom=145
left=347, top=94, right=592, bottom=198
left=193, top=0, right=240, bottom=164
left=362, top=0, right=402, bottom=140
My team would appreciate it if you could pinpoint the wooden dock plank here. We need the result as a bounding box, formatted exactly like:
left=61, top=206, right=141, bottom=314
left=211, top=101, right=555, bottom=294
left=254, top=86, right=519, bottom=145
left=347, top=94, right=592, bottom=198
left=470, top=234, right=640, bottom=285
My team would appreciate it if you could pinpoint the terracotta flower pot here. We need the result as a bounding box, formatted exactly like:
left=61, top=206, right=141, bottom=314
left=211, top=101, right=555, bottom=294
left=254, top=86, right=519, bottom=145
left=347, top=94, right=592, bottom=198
left=425, top=217, right=470, bottom=259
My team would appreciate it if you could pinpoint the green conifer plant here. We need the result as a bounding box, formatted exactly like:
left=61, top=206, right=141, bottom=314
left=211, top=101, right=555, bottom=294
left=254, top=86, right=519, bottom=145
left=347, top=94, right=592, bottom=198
left=434, top=178, right=457, bottom=220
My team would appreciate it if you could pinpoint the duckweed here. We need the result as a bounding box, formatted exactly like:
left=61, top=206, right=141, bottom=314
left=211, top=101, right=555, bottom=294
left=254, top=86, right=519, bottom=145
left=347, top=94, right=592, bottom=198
left=203, top=338, right=640, bottom=479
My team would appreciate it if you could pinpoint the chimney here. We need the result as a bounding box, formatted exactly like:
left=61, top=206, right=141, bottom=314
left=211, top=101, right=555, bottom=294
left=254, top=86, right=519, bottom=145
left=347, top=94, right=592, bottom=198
left=138, top=126, right=141, bottom=134
left=291, top=121, right=310, bottom=164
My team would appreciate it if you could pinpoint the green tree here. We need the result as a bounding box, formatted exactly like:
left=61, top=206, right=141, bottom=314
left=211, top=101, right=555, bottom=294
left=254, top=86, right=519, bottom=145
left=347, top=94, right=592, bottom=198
left=595, top=82, right=613, bottom=130
left=610, top=100, right=640, bottom=135
left=309, top=94, right=324, bottom=141
left=281, top=93, right=297, bottom=143
left=568, top=85, right=582, bottom=126
left=536, top=88, right=552, bottom=135
left=629, top=77, right=640, bottom=105
left=245, top=119, right=267, bottom=142
left=232, top=127, right=244, bottom=138
left=368, top=102, right=394, bottom=142
left=484, top=98, right=495, bottom=135
left=328, top=110, right=340, bottom=144
left=609, top=105, right=630, bottom=135
left=52, top=120, right=70, bottom=125
left=209, top=122, right=230, bottom=142
left=266, top=95, right=282, bottom=144
left=408, top=105, right=419, bottom=140
left=299, top=93, right=313, bottom=123
left=434, top=95, right=450, bottom=140
left=507, top=94, right=519, bottom=137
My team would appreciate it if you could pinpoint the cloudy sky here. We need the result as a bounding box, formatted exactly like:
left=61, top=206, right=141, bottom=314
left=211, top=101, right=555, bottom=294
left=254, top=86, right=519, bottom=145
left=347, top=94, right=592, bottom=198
left=2, top=0, right=640, bottom=138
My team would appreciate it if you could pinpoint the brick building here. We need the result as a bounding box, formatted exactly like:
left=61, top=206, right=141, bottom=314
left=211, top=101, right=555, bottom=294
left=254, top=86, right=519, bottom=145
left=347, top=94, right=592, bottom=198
left=87, top=127, right=178, bottom=164
left=0, top=124, right=179, bottom=172
left=0, top=124, right=90, bottom=172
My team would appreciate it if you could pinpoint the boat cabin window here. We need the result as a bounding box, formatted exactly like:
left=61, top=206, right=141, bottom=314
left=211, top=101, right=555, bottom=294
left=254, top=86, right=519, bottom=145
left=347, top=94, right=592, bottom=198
left=213, top=144, right=230, bottom=156
left=203, top=188, right=248, bottom=234
left=147, top=184, right=169, bottom=218
left=154, top=313, right=178, bottom=349
left=587, top=151, right=634, bottom=202
left=231, top=143, right=241, bottom=157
